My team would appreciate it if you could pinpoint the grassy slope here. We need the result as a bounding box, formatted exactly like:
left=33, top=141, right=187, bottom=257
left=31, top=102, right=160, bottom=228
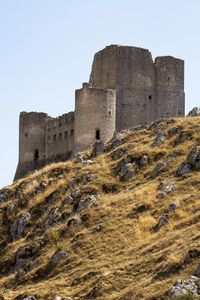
left=1, top=116, right=200, bottom=299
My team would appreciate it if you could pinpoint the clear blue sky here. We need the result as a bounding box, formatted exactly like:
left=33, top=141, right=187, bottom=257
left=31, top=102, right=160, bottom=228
left=0, top=0, right=199, bottom=188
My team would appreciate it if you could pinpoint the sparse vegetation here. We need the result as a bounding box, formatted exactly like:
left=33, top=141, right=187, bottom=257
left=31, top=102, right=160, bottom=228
left=1, top=116, right=200, bottom=299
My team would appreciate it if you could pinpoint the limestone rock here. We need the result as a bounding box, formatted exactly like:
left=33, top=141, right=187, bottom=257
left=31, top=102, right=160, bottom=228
left=157, top=182, right=175, bottom=199
left=150, top=161, right=166, bottom=179
left=0, top=188, right=10, bottom=205
left=175, top=162, right=192, bottom=177
left=15, top=268, right=25, bottom=281
left=92, top=140, right=105, bottom=157
left=82, top=160, right=95, bottom=165
left=169, top=275, right=200, bottom=297
left=68, top=177, right=76, bottom=189
left=67, top=218, right=81, bottom=228
left=10, top=212, right=31, bottom=241
left=140, top=154, right=148, bottom=167
left=63, top=196, right=73, bottom=205
left=71, top=189, right=80, bottom=199
left=112, top=147, right=127, bottom=160
left=168, top=201, right=179, bottom=211
left=75, top=195, right=97, bottom=213
left=54, top=297, right=72, bottom=300
left=6, top=203, right=15, bottom=217
left=157, top=179, right=168, bottom=190
left=153, top=210, right=169, bottom=232
left=167, top=126, right=181, bottom=137
left=106, top=137, right=124, bottom=152
left=175, top=147, right=200, bottom=176
left=187, top=147, right=200, bottom=170
left=118, top=163, right=135, bottom=181
left=50, top=249, right=67, bottom=267
left=187, top=107, right=200, bottom=117
left=82, top=172, right=95, bottom=184
left=152, top=130, right=167, bottom=146
left=174, top=131, right=189, bottom=145
left=76, top=153, right=83, bottom=163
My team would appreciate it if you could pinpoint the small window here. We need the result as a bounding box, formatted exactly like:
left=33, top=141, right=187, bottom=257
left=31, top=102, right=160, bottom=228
left=70, top=129, right=74, bottom=137
left=47, top=136, right=51, bottom=144
left=64, top=131, right=68, bottom=139
left=96, top=129, right=100, bottom=140
left=59, top=132, right=62, bottom=141
left=168, top=76, right=170, bottom=81
left=53, top=134, right=56, bottom=142
left=34, top=149, right=39, bottom=161
left=149, top=95, right=152, bottom=100
left=109, top=111, right=111, bottom=115
left=25, top=133, right=28, bottom=138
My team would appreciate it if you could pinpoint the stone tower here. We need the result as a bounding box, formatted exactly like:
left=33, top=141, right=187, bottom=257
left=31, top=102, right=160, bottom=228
left=89, top=45, right=185, bottom=131
left=74, top=82, right=116, bottom=152
left=14, top=112, right=48, bottom=180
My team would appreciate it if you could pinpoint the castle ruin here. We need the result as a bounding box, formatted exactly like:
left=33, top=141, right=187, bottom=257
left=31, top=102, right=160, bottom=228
left=14, top=45, right=185, bottom=180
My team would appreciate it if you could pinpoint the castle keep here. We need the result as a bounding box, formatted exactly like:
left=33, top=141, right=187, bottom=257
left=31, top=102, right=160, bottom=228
left=14, top=45, right=185, bottom=180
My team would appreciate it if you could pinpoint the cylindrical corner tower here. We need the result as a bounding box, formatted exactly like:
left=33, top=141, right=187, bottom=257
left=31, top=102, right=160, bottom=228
left=74, top=82, right=116, bottom=152
left=14, top=112, right=48, bottom=180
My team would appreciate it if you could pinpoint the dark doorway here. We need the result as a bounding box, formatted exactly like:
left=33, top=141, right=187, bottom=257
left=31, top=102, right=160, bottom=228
left=96, top=129, right=100, bottom=140
left=34, top=149, right=39, bottom=161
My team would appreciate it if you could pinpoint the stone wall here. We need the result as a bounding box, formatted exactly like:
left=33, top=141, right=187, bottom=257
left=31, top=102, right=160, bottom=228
left=45, top=112, right=74, bottom=161
left=14, top=44, right=185, bottom=181
left=74, top=82, right=116, bottom=152
left=14, top=112, right=48, bottom=180
left=89, top=45, right=185, bottom=131
left=154, top=56, right=185, bottom=118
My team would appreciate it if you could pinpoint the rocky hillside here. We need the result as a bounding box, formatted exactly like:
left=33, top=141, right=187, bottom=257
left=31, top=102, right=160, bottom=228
left=1, top=113, right=200, bottom=299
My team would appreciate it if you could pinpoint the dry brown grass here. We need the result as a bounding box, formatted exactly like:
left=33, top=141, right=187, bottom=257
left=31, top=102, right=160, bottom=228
left=1, top=116, right=200, bottom=299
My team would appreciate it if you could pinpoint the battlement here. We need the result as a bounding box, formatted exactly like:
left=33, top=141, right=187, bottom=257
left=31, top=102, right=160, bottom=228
left=14, top=45, right=185, bottom=180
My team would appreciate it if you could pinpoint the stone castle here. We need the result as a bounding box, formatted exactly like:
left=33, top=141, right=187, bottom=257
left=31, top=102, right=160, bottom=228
left=14, top=45, right=185, bottom=180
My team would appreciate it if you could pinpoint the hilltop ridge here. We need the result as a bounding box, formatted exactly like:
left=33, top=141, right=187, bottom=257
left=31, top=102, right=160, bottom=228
left=1, top=113, right=200, bottom=299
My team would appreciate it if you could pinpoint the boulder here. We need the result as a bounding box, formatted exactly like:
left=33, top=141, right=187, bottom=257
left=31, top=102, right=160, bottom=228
left=112, top=147, right=127, bottom=160
left=152, top=131, right=167, bottom=146
left=63, top=196, right=73, bottom=205
left=187, top=147, right=200, bottom=170
left=153, top=210, right=169, bottom=232
left=118, top=163, right=135, bottom=181
left=106, top=137, right=124, bottom=152
left=167, top=126, right=181, bottom=137
left=92, top=140, right=105, bottom=157
left=157, top=179, right=168, bottom=190
left=157, top=182, right=175, bottom=199
left=75, top=195, right=97, bottom=213
left=140, top=154, right=148, bottom=167
left=10, top=212, right=31, bottom=241
left=76, top=153, right=83, bottom=163
left=6, top=203, right=15, bottom=217
left=174, top=131, right=189, bottom=145
left=169, top=275, right=200, bottom=297
left=71, top=189, right=80, bottom=199
left=168, top=201, right=179, bottom=211
left=82, top=172, right=95, bottom=184
left=187, top=107, right=200, bottom=117
left=68, top=177, right=76, bottom=189
left=150, top=161, right=166, bottom=179
left=175, top=162, right=192, bottom=177
left=50, top=249, right=67, bottom=267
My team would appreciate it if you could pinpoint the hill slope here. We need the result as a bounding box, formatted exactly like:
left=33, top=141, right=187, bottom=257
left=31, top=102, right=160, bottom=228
left=1, top=116, right=200, bottom=299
